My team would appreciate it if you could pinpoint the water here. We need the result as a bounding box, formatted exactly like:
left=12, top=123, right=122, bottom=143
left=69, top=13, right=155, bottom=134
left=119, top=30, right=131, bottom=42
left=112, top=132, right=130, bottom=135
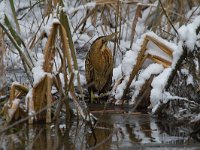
left=0, top=105, right=200, bottom=150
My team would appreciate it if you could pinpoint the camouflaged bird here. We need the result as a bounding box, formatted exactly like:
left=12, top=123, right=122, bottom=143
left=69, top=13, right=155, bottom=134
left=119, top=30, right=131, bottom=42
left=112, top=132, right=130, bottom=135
left=85, top=33, right=116, bottom=98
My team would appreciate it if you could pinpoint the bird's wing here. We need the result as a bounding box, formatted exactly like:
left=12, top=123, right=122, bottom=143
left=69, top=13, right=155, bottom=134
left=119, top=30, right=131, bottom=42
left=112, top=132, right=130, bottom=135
left=85, top=53, right=94, bottom=84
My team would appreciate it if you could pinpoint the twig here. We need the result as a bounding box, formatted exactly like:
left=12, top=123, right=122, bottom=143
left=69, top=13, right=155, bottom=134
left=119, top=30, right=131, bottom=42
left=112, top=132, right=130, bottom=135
left=186, top=4, right=200, bottom=24
left=159, top=0, right=179, bottom=39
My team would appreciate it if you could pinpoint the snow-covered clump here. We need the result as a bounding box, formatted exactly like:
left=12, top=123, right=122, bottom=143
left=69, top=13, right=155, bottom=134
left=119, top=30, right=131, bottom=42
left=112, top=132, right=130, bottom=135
left=113, top=38, right=145, bottom=102
left=114, top=76, right=130, bottom=104
left=130, top=63, right=164, bottom=105
left=32, top=53, right=51, bottom=86
left=178, top=16, right=200, bottom=51
left=150, top=68, right=172, bottom=111
left=112, top=64, right=122, bottom=82
left=121, top=50, right=138, bottom=76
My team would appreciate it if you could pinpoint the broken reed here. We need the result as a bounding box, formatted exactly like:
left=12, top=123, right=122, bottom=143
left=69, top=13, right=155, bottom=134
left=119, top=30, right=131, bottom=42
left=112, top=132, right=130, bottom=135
left=122, top=34, right=173, bottom=99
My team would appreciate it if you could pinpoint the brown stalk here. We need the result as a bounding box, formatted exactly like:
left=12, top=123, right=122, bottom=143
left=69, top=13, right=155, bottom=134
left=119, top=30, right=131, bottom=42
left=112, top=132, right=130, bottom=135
left=9, top=83, right=28, bottom=101
left=43, top=23, right=59, bottom=72
left=60, top=10, right=85, bottom=101
left=122, top=39, right=148, bottom=99
left=132, top=75, right=154, bottom=111
left=147, top=54, right=171, bottom=68
left=46, top=75, right=52, bottom=123
left=146, top=35, right=173, bottom=57
left=73, top=6, right=98, bottom=33
left=60, top=24, right=73, bottom=73
left=130, top=4, right=142, bottom=48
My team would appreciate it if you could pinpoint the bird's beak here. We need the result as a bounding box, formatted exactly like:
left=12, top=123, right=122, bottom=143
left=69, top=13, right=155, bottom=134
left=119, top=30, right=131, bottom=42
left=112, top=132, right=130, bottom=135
left=103, top=32, right=119, bottom=44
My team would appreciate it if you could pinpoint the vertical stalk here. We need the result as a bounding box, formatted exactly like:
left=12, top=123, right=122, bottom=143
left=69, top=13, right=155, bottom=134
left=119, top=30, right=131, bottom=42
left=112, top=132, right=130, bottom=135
left=60, top=10, right=84, bottom=100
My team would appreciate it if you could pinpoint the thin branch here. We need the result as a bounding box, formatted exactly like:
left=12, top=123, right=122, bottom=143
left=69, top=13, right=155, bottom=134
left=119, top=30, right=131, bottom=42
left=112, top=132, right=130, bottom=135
left=159, top=0, right=180, bottom=39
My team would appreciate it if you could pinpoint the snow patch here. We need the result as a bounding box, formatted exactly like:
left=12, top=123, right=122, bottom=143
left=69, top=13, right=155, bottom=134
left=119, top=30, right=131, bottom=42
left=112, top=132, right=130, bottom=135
left=150, top=68, right=172, bottom=108
left=178, top=16, right=200, bottom=51
left=130, top=63, right=164, bottom=105
left=66, top=2, right=96, bottom=14
left=32, top=53, right=51, bottom=85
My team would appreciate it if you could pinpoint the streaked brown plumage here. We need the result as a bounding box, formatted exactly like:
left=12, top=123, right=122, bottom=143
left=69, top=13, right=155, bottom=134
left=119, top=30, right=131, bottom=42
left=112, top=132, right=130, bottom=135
left=85, top=34, right=116, bottom=97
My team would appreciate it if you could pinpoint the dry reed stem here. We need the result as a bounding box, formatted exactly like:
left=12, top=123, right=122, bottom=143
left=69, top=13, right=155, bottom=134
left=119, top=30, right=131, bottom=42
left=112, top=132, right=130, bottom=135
left=60, top=11, right=85, bottom=102
left=43, top=23, right=59, bottom=72
left=9, top=83, right=29, bottom=101
left=146, top=35, right=173, bottom=57
left=60, top=24, right=73, bottom=73
left=148, top=54, right=171, bottom=68
left=132, top=75, right=154, bottom=111
left=0, top=28, right=5, bottom=93
left=130, top=4, right=142, bottom=48
left=73, top=6, right=98, bottom=33
left=46, top=75, right=52, bottom=123
left=122, top=39, right=148, bottom=99
left=32, top=76, right=47, bottom=119
left=30, top=21, right=59, bottom=122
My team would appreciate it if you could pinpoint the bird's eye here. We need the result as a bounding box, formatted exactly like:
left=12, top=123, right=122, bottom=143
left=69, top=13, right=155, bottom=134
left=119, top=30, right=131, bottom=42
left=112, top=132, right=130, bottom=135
left=102, top=39, right=106, bottom=43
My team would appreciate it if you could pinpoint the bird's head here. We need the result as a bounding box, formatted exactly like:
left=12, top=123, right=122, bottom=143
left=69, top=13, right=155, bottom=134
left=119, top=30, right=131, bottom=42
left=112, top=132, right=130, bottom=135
left=91, top=32, right=118, bottom=52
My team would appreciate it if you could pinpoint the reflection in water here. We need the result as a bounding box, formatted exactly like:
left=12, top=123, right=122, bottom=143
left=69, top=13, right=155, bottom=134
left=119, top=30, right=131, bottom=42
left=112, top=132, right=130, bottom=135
left=86, top=122, right=113, bottom=150
left=0, top=113, right=200, bottom=149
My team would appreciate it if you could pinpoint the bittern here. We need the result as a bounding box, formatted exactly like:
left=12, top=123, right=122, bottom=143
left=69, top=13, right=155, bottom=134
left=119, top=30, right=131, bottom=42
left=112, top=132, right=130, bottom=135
left=85, top=33, right=116, bottom=100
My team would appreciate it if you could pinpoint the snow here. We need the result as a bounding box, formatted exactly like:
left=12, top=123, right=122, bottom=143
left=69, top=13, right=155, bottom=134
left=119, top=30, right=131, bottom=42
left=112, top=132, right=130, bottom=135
left=178, top=16, right=200, bottom=51
left=42, top=17, right=60, bottom=36
left=181, top=68, right=189, bottom=75
left=130, top=63, right=164, bottom=105
left=191, top=113, right=200, bottom=123
left=25, top=89, right=33, bottom=110
left=112, top=64, right=122, bottom=82
left=121, top=50, right=138, bottom=76
left=114, top=76, right=129, bottom=102
left=7, top=98, right=21, bottom=119
left=171, top=42, right=183, bottom=68
left=187, top=74, right=194, bottom=85
left=66, top=2, right=96, bottom=15
left=32, top=53, right=45, bottom=85
left=112, top=30, right=180, bottom=105
left=112, top=37, right=145, bottom=101
left=150, top=68, right=172, bottom=108
left=73, top=70, right=86, bottom=86
left=146, top=48, right=172, bottom=63
left=146, top=32, right=177, bottom=52
left=59, top=124, right=66, bottom=129
left=0, top=1, right=5, bottom=23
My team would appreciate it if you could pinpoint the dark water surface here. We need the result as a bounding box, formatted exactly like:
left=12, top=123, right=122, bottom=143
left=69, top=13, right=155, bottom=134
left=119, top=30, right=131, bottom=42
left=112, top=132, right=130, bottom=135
left=1, top=105, right=200, bottom=150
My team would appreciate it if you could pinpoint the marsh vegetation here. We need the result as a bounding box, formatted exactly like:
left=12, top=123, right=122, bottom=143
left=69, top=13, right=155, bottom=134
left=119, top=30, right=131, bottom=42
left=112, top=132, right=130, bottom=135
left=0, top=0, right=200, bottom=149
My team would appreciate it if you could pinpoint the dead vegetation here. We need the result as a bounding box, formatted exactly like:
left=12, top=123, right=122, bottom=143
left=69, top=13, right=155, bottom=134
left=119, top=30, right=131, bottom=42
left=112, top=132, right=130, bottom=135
left=0, top=0, right=200, bottom=135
